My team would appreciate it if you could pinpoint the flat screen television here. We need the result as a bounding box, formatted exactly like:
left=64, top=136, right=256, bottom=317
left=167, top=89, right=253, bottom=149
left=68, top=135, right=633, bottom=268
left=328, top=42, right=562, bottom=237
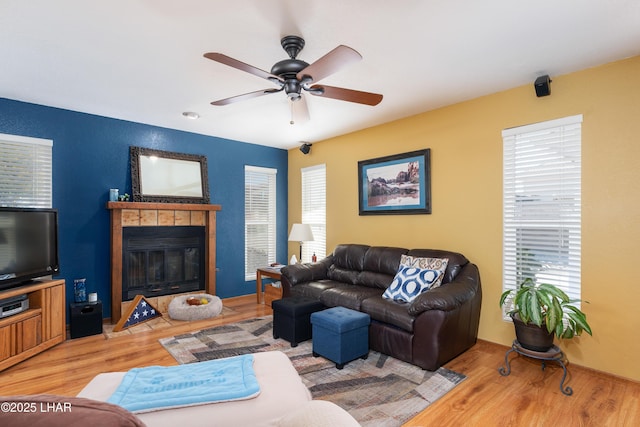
left=0, top=207, right=60, bottom=292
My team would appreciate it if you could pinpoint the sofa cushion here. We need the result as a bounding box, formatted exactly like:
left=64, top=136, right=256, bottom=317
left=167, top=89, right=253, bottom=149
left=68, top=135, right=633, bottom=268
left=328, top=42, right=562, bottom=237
left=78, top=351, right=313, bottom=427
left=319, top=285, right=383, bottom=311
left=362, top=246, right=408, bottom=276
left=327, top=265, right=360, bottom=285
left=276, top=400, right=360, bottom=427
left=356, top=271, right=396, bottom=289
left=360, top=296, right=415, bottom=332
left=289, top=280, right=343, bottom=300
left=332, top=244, right=369, bottom=271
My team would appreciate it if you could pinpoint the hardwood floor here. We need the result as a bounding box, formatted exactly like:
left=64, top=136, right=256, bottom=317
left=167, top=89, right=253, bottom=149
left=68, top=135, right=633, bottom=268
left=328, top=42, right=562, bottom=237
left=0, top=295, right=270, bottom=397
left=1, top=295, right=639, bottom=426
left=407, top=341, right=640, bottom=426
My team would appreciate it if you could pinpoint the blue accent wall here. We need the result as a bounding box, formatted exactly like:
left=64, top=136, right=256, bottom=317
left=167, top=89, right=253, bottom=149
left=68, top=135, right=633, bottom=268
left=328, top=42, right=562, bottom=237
left=0, top=98, right=288, bottom=320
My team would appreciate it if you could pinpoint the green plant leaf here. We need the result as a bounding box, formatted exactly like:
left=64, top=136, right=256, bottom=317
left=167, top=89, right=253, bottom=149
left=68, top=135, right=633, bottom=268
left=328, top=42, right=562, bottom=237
left=521, top=277, right=535, bottom=288
left=561, top=328, right=575, bottom=339
left=536, top=292, right=552, bottom=310
left=518, top=289, right=531, bottom=323
left=563, top=305, right=593, bottom=336
left=499, top=290, right=512, bottom=307
left=528, top=289, right=542, bottom=327
left=538, top=283, right=570, bottom=302
left=549, top=297, right=564, bottom=336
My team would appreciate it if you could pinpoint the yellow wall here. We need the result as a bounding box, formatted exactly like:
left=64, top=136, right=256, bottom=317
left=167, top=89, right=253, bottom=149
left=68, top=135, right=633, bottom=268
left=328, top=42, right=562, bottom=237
left=288, top=55, right=640, bottom=381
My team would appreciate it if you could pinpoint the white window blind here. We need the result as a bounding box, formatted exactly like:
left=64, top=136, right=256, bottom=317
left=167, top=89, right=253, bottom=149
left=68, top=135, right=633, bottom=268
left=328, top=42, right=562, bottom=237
left=502, top=115, right=582, bottom=317
left=0, top=133, right=53, bottom=208
left=301, top=164, right=326, bottom=262
left=244, top=165, right=277, bottom=280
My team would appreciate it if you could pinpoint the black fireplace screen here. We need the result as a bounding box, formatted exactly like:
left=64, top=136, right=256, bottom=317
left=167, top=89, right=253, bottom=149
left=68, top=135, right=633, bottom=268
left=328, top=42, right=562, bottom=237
left=122, top=226, right=205, bottom=300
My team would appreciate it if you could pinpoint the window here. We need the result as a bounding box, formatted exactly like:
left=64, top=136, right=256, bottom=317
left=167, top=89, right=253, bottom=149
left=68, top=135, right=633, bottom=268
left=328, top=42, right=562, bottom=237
left=301, top=164, right=326, bottom=262
left=244, top=166, right=277, bottom=280
left=502, top=115, right=582, bottom=317
left=0, top=133, right=53, bottom=208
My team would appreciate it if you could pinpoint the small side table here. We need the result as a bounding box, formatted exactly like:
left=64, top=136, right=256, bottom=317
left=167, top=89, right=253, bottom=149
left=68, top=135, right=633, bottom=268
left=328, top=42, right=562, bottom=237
left=256, top=267, right=282, bottom=304
left=498, top=340, right=572, bottom=396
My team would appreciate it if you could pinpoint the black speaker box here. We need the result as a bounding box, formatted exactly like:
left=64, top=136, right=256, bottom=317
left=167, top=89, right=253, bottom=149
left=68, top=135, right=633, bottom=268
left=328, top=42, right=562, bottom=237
left=70, top=301, right=103, bottom=339
left=299, top=143, right=312, bottom=155
left=534, top=75, right=551, bottom=97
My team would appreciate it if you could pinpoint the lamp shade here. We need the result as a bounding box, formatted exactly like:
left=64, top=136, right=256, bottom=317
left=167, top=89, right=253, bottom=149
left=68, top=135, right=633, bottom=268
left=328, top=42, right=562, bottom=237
left=288, top=223, right=314, bottom=242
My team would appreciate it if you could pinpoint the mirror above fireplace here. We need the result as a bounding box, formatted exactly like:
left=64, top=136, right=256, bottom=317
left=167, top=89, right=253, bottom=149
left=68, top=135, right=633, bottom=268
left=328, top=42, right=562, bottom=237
left=130, top=146, right=210, bottom=204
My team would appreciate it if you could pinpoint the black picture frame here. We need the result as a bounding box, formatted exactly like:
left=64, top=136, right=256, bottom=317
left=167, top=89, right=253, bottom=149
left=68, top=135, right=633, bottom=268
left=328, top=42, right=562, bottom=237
left=358, top=149, right=431, bottom=215
left=130, top=146, right=210, bottom=204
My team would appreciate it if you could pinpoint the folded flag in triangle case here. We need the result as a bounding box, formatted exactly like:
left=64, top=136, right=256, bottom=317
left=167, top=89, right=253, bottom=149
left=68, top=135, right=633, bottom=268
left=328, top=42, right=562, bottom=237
left=113, top=295, right=162, bottom=332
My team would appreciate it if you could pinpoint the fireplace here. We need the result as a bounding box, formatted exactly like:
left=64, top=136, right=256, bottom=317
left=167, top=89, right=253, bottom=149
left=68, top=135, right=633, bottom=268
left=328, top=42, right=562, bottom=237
left=122, top=226, right=205, bottom=300
left=107, top=202, right=221, bottom=323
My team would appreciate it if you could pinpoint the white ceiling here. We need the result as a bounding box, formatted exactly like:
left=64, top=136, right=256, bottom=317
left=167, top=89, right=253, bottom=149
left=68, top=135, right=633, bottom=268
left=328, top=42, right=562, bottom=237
left=1, top=0, right=639, bottom=150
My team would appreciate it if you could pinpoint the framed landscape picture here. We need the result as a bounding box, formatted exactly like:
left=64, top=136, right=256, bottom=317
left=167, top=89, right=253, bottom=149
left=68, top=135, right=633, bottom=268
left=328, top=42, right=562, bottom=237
left=358, top=149, right=431, bottom=215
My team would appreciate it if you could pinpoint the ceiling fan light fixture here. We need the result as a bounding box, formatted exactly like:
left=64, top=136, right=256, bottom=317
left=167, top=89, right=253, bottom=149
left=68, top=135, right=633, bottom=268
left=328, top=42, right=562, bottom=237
left=284, top=79, right=302, bottom=100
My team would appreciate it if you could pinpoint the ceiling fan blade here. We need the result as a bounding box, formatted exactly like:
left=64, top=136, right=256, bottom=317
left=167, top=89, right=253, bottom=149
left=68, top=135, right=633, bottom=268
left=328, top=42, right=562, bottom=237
left=296, top=45, right=362, bottom=83
left=211, top=88, right=281, bottom=106
left=310, top=85, right=383, bottom=106
left=290, top=96, right=310, bottom=125
left=204, top=52, right=284, bottom=83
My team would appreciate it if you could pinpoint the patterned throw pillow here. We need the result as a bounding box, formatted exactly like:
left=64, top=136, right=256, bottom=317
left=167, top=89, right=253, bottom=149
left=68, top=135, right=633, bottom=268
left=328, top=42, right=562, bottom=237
left=398, top=254, right=445, bottom=268
left=382, top=256, right=449, bottom=303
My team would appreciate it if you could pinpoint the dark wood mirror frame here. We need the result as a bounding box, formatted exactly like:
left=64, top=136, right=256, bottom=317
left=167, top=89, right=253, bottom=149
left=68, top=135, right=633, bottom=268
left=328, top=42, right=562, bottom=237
left=130, top=146, right=210, bottom=204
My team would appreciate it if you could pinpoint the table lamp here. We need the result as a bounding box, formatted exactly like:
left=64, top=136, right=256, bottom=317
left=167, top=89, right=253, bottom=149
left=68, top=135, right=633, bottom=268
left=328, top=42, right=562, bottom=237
left=288, top=223, right=314, bottom=263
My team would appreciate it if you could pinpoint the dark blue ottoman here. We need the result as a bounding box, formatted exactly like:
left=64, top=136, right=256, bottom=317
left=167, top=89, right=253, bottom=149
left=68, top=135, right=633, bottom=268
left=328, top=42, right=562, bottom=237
left=272, top=296, right=325, bottom=347
left=310, top=306, right=370, bottom=369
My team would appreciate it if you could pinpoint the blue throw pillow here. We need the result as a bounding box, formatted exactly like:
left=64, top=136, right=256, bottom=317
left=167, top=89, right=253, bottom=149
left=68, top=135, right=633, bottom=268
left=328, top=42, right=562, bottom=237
left=382, top=258, right=447, bottom=303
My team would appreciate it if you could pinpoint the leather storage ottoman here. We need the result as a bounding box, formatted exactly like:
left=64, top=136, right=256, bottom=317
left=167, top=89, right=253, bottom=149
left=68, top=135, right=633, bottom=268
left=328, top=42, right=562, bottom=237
left=272, top=296, right=325, bottom=347
left=310, top=306, right=370, bottom=369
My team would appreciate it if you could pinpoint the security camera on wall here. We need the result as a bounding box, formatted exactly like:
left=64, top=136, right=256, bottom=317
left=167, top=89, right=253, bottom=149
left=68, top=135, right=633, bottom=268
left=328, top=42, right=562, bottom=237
left=299, top=143, right=312, bottom=155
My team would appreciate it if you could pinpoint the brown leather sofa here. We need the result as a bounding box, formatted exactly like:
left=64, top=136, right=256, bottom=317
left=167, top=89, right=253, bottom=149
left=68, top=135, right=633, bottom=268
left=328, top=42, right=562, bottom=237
left=281, top=244, right=482, bottom=371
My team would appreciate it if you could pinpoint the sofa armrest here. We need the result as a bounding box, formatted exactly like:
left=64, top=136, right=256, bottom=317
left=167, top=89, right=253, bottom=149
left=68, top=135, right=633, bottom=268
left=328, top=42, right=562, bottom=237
left=408, top=263, right=480, bottom=316
left=281, top=256, right=333, bottom=294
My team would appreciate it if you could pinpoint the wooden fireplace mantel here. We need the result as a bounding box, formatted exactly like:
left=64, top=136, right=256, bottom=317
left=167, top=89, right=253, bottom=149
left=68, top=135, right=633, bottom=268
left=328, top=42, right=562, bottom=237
left=107, top=201, right=221, bottom=323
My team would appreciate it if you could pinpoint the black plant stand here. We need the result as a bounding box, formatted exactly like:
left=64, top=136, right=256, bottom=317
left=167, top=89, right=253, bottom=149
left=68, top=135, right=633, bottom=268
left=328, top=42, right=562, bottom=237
left=498, top=340, right=573, bottom=396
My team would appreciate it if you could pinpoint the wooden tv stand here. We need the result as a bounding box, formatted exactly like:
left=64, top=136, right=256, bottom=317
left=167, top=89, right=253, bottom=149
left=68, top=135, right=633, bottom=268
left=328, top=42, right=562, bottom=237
left=0, top=279, right=65, bottom=371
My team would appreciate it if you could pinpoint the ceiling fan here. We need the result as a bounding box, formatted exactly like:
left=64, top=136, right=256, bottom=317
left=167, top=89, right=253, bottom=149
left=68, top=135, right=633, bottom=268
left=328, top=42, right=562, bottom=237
left=203, top=35, right=383, bottom=123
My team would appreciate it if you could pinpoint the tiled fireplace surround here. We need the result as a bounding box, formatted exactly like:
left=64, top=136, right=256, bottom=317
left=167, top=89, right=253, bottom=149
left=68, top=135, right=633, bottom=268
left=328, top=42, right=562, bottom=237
left=107, top=202, right=221, bottom=323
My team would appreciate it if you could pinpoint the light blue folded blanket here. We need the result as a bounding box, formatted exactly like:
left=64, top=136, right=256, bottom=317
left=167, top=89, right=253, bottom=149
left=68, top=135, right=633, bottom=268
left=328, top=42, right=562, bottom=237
left=107, top=354, right=260, bottom=413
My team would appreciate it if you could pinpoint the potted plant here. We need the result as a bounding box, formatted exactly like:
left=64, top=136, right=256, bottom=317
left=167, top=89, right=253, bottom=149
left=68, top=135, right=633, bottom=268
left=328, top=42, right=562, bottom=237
left=499, top=278, right=593, bottom=352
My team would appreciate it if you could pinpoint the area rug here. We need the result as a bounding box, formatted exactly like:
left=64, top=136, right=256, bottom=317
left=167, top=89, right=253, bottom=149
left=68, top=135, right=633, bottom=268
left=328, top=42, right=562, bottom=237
left=159, top=316, right=465, bottom=426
